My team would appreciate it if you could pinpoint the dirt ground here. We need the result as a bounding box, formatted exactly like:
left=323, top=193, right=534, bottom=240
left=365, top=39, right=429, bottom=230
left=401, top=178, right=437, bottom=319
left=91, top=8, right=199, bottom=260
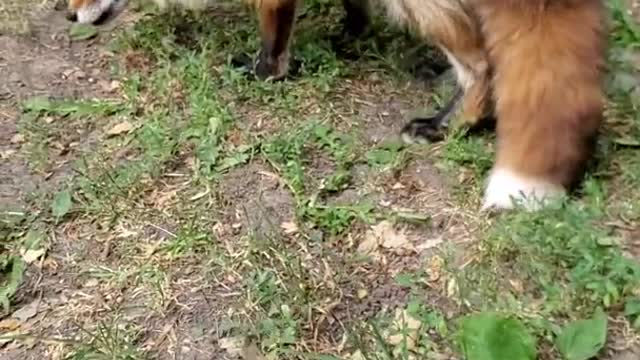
left=1, top=1, right=640, bottom=359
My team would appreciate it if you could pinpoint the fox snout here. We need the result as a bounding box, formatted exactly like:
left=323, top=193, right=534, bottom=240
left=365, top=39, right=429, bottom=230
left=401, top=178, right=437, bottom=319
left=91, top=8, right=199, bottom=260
left=66, top=0, right=127, bottom=25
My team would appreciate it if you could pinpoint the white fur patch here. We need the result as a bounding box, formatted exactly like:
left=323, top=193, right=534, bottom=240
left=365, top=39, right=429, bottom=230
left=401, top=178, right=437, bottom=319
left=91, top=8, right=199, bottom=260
left=441, top=48, right=473, bottom=90
left=76, top=0, right=116, bottom=24
left=75, top=0, right=211, bottom=24
left=481, top=168, right=565, bottom=212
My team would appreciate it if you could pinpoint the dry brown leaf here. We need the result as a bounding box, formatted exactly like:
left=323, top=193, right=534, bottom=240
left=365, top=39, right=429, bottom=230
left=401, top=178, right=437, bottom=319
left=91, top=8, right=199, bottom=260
left=280, top=221, right=298, bottom=235
left=357, top=288, right=368, bottom=299
left=0, top=149, right=17, bottom=159
left=386, top=308, right=422, bottom=350
left=358, top=221, right=414, bottom=255
left=357, top=233, right=380, bottom=254
left=417, top=236, right=443, bottom=251
left=21, top=248, right=45, bottom=264
left=509, top=279, right=524, bottom=294
left=426, top=255, right=444, bottom=282
left=391, top=182, right=405, bottom=190
left=351, top=350, right=366, bottom=360
left=446, top=277, right=458, bottom=298
left=0, top=319, right=20, bottom=331
left=11, top=299, right=40, bottom=322
left=106, top=121, right=134, bottom=136
left=10, top=134, right=24, bottom=144
left=377, top=221, right=413, bottom=250
left=219, top=336, right=244, bottom=357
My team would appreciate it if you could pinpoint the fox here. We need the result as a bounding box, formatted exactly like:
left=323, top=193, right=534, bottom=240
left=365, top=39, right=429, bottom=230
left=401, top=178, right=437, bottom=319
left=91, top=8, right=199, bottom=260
left=66, top=0, right=607, bottom=211
left=66, top=0, right=371, bottom=80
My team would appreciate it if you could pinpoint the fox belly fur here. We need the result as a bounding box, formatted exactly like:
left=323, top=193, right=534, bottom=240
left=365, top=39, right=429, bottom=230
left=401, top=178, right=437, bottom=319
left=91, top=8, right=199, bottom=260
left=67, top=0, right=607, bottom=212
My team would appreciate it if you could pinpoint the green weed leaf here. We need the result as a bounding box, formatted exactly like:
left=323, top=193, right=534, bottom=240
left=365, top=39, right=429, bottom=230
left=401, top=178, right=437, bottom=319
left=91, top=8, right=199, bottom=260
left=0, top=256, right=26, bottom=312
left=69, top=23, right=98, bottom=41
left=22, top=97, right=53, bottom=113
left=459, top=312, right=536, bottom=360
left=556, top=309, right=607, bottom=360
left=51, top=190, right=72, bottom=219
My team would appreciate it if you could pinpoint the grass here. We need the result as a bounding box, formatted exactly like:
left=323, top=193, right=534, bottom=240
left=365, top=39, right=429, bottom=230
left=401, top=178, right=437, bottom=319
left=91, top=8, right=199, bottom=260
left=0, top=0, right=639, bottom=359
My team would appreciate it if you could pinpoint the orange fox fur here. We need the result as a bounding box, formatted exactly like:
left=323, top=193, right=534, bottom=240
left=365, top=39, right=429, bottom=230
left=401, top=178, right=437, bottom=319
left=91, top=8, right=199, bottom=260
left=67, top=0, right=607, bottom=211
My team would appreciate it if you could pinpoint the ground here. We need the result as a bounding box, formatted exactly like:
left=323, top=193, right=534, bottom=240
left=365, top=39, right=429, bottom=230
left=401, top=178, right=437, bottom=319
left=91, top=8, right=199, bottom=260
left=1, top=0, right=640, bottom=359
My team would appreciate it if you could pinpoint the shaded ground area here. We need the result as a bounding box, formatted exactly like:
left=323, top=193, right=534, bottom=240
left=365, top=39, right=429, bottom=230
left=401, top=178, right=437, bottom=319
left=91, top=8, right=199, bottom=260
left=1, top=1, right=640, bottom=359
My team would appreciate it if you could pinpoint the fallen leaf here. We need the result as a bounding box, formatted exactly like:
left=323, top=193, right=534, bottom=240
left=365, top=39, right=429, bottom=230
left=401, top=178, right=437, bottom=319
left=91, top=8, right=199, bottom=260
left=0, top=319, right=20, bottom=331
left=386, top=308, right=422, bottom=350
left=392, top=182, right=406, bottom=190
left=378, top=221, right=413, bottom=250
left=427, top=255, right=445, bottom=282
left=351, top=350, right=366, bottom=360
left=358, top=221, right=414, bottom=256
left=280, top=221, right=298, bottom=235
left=447, top=277, right=458, bottom=298
left=0, top=149, right=17, bottom=159
left=106, top=121, right=134, bottom=136
left=417, top=236, right=443, bottom=251
left=219, top=336, right=244, bottom=356
left=11, top=299, right=40, bottom=322
left=510, top=279, right=524, bottom=294
left=357, top=233, right=380, bottom=254
left=357, top=288, right=368, bottom=299
left=21, top=248, right=45, bottom=264
left=84, top=279, right=99, bottom=288
left=10, top=134, right=24, bottom=144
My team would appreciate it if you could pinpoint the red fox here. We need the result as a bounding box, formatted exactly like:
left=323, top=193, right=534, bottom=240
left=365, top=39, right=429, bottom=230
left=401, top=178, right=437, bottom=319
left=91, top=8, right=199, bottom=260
left=67, top=0, right=606, bottom=211
left=66, top=0, right=370, bottom=80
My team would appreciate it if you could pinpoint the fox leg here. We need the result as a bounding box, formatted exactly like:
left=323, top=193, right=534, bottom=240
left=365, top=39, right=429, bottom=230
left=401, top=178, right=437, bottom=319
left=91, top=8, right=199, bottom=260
left=252, top=0, right=299, bottom=80
left=476, top=0, right=606, bottom=211
left=338, top=0, right=371, bottom=40
left=396, top=3, right=493, bottom=143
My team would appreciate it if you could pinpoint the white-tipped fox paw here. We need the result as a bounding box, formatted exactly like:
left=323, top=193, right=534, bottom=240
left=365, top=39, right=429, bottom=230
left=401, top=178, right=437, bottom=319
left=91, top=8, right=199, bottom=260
left=481, top=168, right=565, bottom=212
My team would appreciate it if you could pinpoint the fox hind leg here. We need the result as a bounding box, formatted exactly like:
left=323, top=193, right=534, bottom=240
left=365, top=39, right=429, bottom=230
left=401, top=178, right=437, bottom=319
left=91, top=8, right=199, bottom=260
left=395, top=2, right=492, bottom=143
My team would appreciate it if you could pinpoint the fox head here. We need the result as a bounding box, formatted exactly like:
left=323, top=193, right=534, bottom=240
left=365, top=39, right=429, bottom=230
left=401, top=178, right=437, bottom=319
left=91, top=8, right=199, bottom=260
left=67, top=0, right=214, bottom=24
left=66, top=0, right=128, bottom=24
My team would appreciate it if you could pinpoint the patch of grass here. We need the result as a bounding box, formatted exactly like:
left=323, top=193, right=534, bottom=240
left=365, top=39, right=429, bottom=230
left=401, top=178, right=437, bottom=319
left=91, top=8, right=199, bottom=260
left=67, top=318, right=146, bottom=360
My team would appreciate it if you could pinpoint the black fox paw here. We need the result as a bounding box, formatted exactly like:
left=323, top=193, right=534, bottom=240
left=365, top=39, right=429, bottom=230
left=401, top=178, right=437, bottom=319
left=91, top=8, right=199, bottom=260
left=400, top=117, right=448, bottom=144
left=230, top=53, right=301, bottom=81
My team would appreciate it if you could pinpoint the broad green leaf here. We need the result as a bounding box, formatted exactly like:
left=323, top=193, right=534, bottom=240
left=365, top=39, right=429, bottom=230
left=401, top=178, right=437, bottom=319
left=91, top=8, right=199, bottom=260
left=0, top=257, right=26, bottom=312
left=556, top=309, right=607, bottom=360
left=22, top=97, right=53, bottom=113
left=69, top=23, right=98, bottom=41
left=459, top=312, right=537, bottom=360
left=51, top=190, right=72, bottom=219
left=624, top=299, right=640, bottom=316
